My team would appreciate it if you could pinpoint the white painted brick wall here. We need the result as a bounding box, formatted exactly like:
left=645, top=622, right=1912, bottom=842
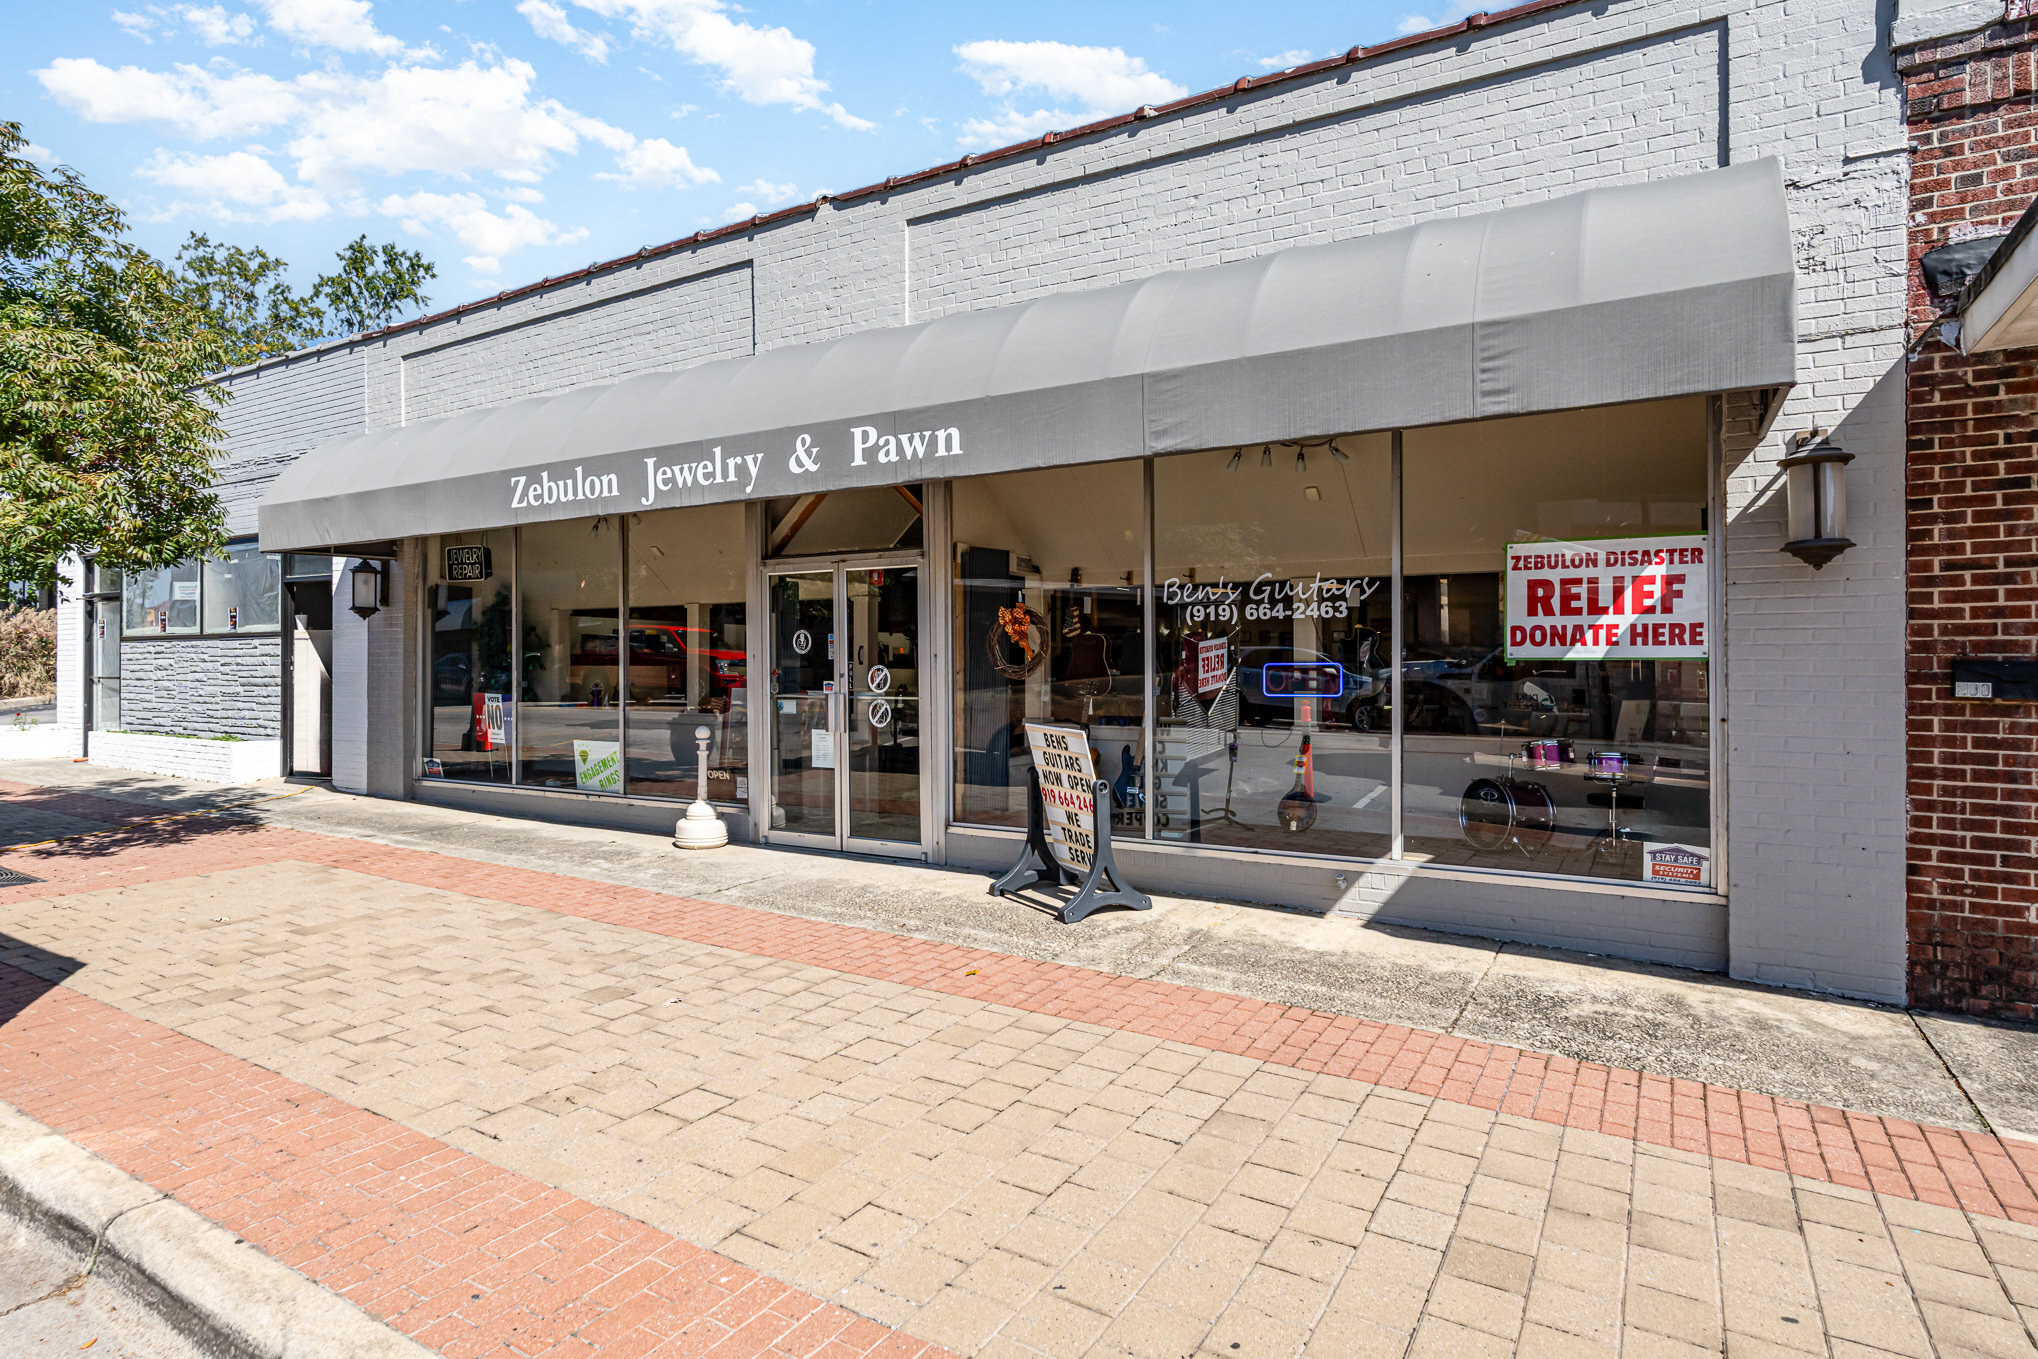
left=112, top=0, right=1910, bottom=998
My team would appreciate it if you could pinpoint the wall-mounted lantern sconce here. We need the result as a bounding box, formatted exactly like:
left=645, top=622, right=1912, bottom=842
left=1779, top=430, right=1855, bottom=569
left=348, top=559, right=387, bottom=619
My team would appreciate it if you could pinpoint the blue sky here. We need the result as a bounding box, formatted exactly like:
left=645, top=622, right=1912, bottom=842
left=10, top=1, right=1454, bottom=312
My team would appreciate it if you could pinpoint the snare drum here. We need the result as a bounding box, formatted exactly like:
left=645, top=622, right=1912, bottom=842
left=1588, top=750, right=1630, bottom=777
left=1524, top=739, right=1572, bottom=769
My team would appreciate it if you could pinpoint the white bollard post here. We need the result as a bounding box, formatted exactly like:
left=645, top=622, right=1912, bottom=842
left=672, top=723, right=728, bottom=849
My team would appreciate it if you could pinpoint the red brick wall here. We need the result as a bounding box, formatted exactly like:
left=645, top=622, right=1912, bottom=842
left=1901, top=19, right=2038, bottom=1019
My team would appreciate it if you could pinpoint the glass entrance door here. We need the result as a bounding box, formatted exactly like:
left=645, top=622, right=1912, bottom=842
left=767, top=561, right=923, bottom=855
left=87, top=596, right=120, bottom=734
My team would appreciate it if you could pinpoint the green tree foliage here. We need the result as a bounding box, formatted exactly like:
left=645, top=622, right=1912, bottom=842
left=171, top=234, right=326, bottom=368
left=315, top=235, right=436, bottom=338
left=0, top=121, right=439, bottom=588
left=173, top=232, right=436, bottom=367
left=0, top=121, right=230, bottom=589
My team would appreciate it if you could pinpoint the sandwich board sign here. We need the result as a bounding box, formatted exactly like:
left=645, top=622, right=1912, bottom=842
left=1022, top=722, right=1099, bottom=873
left=991, top=722, right=1150, bottom=923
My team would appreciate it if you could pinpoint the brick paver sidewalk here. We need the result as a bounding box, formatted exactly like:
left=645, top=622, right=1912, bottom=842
left=0, top=781, right=2035, bottom=1357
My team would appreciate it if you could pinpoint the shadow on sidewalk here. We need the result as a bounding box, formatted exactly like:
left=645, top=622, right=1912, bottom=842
left=0, top=940, right=83, bottom=1028
left=0, top=809, right=271, bottom=863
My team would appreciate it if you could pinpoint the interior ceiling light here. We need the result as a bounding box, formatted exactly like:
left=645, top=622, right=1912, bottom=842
left=1295, top=447, right=1307, bottom=472
left=1304, top=485, right=1322, bottom=502
left=1226, top=448, right=1243, bottom=471
left=1260, top=445, right=1273, bottom=468
left=1328, top=438, right=1351, bottom=463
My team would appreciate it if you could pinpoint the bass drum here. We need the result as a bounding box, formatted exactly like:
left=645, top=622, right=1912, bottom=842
left=1458, top=778, right=1555, bottom=856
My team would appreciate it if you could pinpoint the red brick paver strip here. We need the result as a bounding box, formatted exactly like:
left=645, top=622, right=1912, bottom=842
left=2, top=778, right=2036, bottom=1231
left=0, top=960, right=950, bottom=1359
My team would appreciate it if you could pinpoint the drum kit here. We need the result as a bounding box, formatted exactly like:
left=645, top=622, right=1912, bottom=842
left=1458, top=742, right=1643, bottom=860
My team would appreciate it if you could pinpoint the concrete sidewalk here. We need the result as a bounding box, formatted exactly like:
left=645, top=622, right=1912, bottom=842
left=2, top=763, right=2038, bottom=1356
left=2, top=756, right=2030, bottom=1142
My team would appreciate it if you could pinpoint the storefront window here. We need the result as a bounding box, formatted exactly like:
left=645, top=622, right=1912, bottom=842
left=1402, top=398, right=1712, bottom=888
left=201, top=544, right=282, bottom=634
left=123, top=562, right=200, bottom=635
left=952, top=462, right=1145, bottom=828
left=1153, top=439, right=1394, bottom=855
left=623, top=505, right=748, bottom=802
left=517, top=518, right=623, bottom=790
left=424, top=530, right=514, bottom=783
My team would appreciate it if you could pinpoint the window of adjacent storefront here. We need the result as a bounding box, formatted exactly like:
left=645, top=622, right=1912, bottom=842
left=623, top=504, right=748, bottom=801
left=200, top=545, right=283, bottom=634
left=946, top=395, right=1716, bottom=892
left=952, top=461, right=1145, bottom=828
left=420, top=513, right=750, bottom=801
left=122, top=542, right=282, bottom=637
left=425, top=529, right=514, bottom=783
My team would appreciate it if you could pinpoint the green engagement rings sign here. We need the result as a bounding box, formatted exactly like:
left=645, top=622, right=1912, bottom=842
left=573, top=740, right=622, bottom=793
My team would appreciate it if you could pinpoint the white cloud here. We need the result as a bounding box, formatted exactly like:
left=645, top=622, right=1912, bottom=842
left=113, top=10, right=157, bottom=41
left=254, top=0, right=402, bottom=55
left=595, top=135, right=717, bottom=189
left=378, top=189, right=587, bottom=273
left=956, top=107, right=1061, bottom=149
left=1395, top=2, right=1476, bottom=34
left=733, top=176, right=794, bottom=204
left=285, top=60, right=599, bottom=186
left=138, top=148, right=328, bottom=220
left=724, top=201, right=756, bottom=219
left=1258, top=48, right=1313, bottom=69
left=180, top=5, right=258, bottom=45
left=37, top=58, right=301, bottom=138
left=560, top=0, right=873, bottom=130
left=954, top=39, right=1184, bottom=111
left=517, top=0, right=610, bottom=62
left=951, top=39, right=1184, bottom=148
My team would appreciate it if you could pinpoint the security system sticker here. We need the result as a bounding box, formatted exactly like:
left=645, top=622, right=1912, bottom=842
left=1643, top=842, right=1711, bottom=889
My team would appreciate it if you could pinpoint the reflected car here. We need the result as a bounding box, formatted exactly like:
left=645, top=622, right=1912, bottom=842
left=571, top=624, right=747, bottom=706
left=1235, top=647, right=1384, bottom=730
left=433, top=653, right=471, bottom=706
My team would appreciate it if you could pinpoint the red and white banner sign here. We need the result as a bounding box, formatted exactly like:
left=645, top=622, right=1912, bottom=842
left=1505, top=535, right=1709, bottom=661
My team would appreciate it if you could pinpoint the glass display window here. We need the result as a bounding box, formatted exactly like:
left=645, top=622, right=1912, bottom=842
left=424, top=530, right=514, bottom=783
left=201, top=544, right=282, bottom=634
left=517, top=517, right=623, bottom=791
left=623, top=504, right=749, bottom=802
left=1402, top=397, right=1712, bottom=887
left=1153, top=437, right=1394, bottom=856
left=122, top=562, right=201, bottom=635
left=952, top=461, right=1145, bottom=829
left=766, top=484, right=923, bottom=557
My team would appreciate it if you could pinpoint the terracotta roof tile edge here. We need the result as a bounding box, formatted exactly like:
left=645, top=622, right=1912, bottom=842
left=218, top=0, right=1583, bottom=380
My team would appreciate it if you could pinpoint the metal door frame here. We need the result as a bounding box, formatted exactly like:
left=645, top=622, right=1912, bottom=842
left=763, top=551, right=928, bottom=859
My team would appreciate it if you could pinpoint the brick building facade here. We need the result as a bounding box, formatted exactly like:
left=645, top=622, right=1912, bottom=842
left=1900, top=9, right=2038, bottom=1018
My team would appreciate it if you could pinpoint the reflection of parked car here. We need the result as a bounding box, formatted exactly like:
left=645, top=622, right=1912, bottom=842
left=1236, top=647, right=1384, bottom=730
left=571, top=624, right=746, bottom=706
left=1403, top=649, right=1592, bottom=734
left=434, top=653, right=471, bottom=706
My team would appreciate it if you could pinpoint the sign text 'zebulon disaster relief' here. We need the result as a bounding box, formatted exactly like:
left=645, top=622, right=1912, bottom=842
left=1505, top=535, right=1709, bottom=661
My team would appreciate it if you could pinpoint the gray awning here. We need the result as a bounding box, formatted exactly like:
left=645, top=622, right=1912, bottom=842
left=259, top=158, right=1796, bottom=551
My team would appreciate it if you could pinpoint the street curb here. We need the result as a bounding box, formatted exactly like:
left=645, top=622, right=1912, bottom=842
left=0, top=1098, right=436, bottom=1359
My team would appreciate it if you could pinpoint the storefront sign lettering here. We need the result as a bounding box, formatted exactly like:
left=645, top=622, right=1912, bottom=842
left=848, top=425, right=964, bottom=466
left=640, top=447, right=762, bottom=503
left=1505, top=535, right=1708, bottom=661
left=1161, top=574, right=1379, bottom=626
left=512, top=465, right=621, bottom=509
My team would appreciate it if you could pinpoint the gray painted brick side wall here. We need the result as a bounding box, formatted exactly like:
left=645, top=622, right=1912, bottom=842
left=171, top=0, right=1909, bottom=998
left=215, top=349, right=367, bottom=539
left=119, top=637, right=282, bottom=738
